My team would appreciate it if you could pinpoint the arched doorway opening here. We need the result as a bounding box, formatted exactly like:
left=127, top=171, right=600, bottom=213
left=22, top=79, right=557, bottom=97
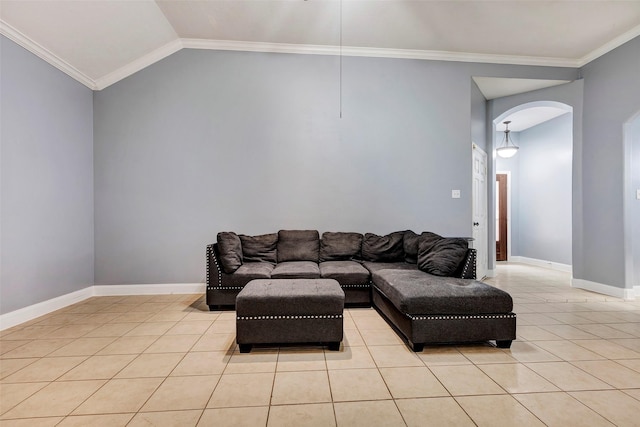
left=492, top=101, right=574, bottom=273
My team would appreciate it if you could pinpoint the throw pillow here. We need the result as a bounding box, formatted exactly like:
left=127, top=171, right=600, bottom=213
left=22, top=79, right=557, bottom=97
left=417, top=234, right=468, bottom=276
left=361, top=231, right=405, bottom=262
left=320, top=232, right=363, bottom=261
left=239, top=233, right=278, bottom=264
left=216, top=232, right=243, bottom=273
left=419, top=231, right=443, bottom=254
left=277, top=230, right=320, bottom=262
left=403, top=230, right=420, bottom=263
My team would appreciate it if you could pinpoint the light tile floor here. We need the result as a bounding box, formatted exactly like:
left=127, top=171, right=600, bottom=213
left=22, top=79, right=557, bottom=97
left=1, top=263, right=640, bottom=426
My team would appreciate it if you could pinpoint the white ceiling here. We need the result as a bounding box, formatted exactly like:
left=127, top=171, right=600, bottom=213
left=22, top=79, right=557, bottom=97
left=472, top=77, right=572, bottom=101
left=1, top=1, right=640, bottom=90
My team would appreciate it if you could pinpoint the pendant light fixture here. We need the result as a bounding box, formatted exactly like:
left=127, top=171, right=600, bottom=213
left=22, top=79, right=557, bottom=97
left=496, top=120, right=519, bottom=158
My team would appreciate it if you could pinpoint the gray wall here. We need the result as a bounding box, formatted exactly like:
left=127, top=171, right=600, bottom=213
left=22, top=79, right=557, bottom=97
left=632, top=118, right=640, bottom=287
left=581, top=37, right=640, bottom=288
left=94, top=49, right=577, bottom=285
left=471, top=79, right=487, bottom=152
left=497, top=114, right=573, bottom=265
left=0, top=36, right=94, bottom=314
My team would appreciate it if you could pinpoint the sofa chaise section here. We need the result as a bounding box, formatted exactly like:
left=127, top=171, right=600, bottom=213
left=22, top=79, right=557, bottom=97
left=370, top=268, right=516, bottom=351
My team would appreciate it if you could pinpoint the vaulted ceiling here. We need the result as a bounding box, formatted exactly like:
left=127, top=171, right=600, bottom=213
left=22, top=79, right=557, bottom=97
left=1, top=1, right=639, bottom=90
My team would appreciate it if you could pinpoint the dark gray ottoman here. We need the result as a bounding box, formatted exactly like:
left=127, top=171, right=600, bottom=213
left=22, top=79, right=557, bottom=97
left=236, top=279, right=345, bottom=353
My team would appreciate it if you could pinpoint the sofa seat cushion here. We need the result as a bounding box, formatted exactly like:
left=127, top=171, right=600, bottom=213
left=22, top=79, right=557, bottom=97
left=271, top=261, right=321, bottom=279
left=319, top=261, right=370, bottom=286
left=371, top=269, right=513, bottom=316
left=361, top=261, right=419, bottom=274
left=218, top=262, right=275, bottom=289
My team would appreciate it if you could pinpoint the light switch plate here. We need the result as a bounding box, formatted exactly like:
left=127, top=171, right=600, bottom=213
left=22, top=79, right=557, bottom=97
left=452, top=190, right=461, bottom=199
left=637, top=189, right=640, bottom=200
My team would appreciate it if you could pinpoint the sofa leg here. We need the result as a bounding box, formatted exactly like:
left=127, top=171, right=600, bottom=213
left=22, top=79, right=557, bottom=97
left=239, top=344, right=252, bottom=353
left=327, top=342, right=341, bottom=351
left=410, top=342, right=424, bottom=352
left=208, top=305, right=217, bottom=311
left=496, top=340, right=512, bottom=349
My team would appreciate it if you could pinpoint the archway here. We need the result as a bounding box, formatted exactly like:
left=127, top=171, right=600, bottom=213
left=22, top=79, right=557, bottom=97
left=623, top=111, right=640, bottom=296
left=492, top=101, right=574, bottom=273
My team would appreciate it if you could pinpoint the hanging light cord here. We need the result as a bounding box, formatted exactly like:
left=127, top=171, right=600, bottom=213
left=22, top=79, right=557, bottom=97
left=339, top=0, right=343, bottom=118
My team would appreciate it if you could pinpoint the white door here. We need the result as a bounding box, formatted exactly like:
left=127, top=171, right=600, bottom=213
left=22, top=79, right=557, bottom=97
left=472, top=144, right=488, bottom=279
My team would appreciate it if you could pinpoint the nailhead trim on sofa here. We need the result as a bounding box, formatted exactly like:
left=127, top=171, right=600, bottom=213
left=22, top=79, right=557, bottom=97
left=237, top=314, right=344, bottom=321
left=460, top=248, right=477, bottom=280
left=409, top=313, right=516, bottom=321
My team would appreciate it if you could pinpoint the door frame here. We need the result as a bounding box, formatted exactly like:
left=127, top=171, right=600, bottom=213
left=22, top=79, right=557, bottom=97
left=496, top=171, right=512, bottom=260
left=472, top=143, right=488, bottom=279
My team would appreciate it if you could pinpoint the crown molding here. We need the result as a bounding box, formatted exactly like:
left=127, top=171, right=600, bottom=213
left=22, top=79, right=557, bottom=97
left=577, top=24, right=640, bottom=67
left=0, top=19, right=97, bottom=90
left=94, top=39, right=183, bottom=90
left=3, top=22, right=637, bottom=91
left=345, top=46, right=581, bottom=68
left=181, top=38, right=581, bottom=68
left=181, top=38, right=337, bottom=56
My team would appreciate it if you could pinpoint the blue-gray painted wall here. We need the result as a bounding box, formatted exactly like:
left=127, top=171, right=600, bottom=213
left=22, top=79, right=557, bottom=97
left=632, top=118, right=640, bottom=287
left=581, top=37, right=640, bottom=288
left=471, top=79, right=487, bottom=152
left=5, top=31, right=638, bottom=307
left=93, top=50, right=577, bottom=285
left=0, top=37, right=94, bottom=314
left=497, top=114, right=573, bottom=265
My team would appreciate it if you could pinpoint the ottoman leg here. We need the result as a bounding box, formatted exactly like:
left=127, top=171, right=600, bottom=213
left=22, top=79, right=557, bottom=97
left=327, top=342, right=341, bottom=351
left=239, top=344, right=252, bottom=353
left=496, top=340, right=512, bottom=349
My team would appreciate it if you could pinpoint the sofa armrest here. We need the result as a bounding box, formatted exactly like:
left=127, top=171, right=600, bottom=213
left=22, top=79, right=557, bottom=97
left=206, top=243, right=223, bottom=289
left=457, top=248, right=477, bottom=280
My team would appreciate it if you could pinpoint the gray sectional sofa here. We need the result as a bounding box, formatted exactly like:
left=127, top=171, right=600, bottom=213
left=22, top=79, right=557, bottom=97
left=206, top=229, right=516, bottom=350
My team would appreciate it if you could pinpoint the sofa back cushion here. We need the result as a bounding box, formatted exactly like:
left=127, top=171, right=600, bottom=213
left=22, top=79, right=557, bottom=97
left=403, top=230, right=420, bottom=264
left=277, top=230, right=320, bottom=262
left=320, top=232, right=363, bottom=261
left=361, top=231, right=405, bottom=262
left=239, top=233, right=278, bottom=264
left=417, top=232, right=468, bottom=276
left=217, top=232, right=243, bottom=273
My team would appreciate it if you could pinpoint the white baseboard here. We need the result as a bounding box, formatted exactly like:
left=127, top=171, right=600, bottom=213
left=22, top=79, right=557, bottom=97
left=485, top=269, right=496, bottom=278
left=0, top=286, right=94, bottom=330
left=510, top=256, right=572, bottom=273
left=571, top=278, right=636, bottom=300
left=0, top=283, right=206, bottom=331
left=93, top=283, right=205, bottom=296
